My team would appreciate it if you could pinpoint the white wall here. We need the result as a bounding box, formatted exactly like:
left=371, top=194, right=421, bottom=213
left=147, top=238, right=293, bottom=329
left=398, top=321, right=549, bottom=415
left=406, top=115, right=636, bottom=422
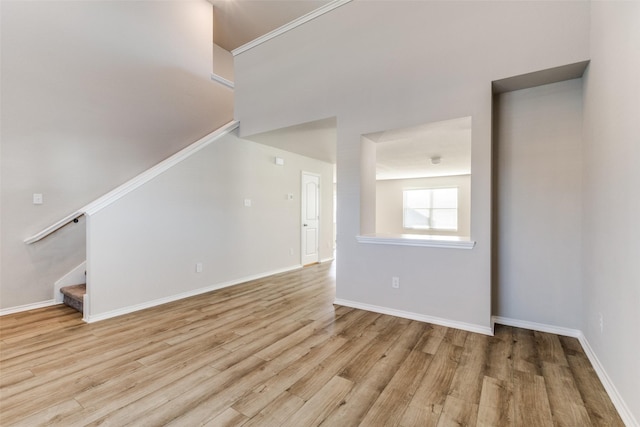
left=494, top=79, right=583, bottom=329
left=360, top=137, right=377, bottom=235
left=212, top=42, right=234, bottom=82
left=376, top=175, right=471, bottom=237
left=582, top=1, right=640, bottom=423
left=86, top=131, right=334, bottom=318
left=0, top=0, right=232, bottom=309
left=234, top=1, right=590, bottom=331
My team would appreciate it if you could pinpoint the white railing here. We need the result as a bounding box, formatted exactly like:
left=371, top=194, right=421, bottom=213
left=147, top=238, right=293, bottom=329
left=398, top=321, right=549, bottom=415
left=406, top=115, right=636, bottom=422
left=24, top=212, right=85, bottom=244
left=24, top=120, right=240, bottom=244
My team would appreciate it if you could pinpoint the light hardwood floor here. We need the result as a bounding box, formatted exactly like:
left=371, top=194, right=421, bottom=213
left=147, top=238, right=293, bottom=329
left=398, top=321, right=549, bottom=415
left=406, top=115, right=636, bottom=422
left=0, top=262, right=624, bottom=426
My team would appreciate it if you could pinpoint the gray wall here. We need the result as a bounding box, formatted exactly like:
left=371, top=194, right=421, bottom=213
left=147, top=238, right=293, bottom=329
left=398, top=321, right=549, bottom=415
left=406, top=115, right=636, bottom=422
left=494, top=79, right=583, bottom=329
left=376, top=175, right=471, bottom=237
left=0, top=0, right=233, bottom=309
left=234, top=1, right=590, bottom=331
left=582, top=1, right=640, bottom=421
left=86, top=132, right=334, bottom=318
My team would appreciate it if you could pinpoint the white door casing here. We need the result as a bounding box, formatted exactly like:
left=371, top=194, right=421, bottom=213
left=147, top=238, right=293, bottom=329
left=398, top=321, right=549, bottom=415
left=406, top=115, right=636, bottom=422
left=301, top=172, right=320, bottom=266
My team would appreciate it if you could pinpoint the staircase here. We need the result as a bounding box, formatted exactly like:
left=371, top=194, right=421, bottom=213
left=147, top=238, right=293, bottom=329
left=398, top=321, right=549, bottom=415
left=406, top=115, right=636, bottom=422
left=25, top=122, right=237, bottom=322
left=60, top=284, right=86, bottom=313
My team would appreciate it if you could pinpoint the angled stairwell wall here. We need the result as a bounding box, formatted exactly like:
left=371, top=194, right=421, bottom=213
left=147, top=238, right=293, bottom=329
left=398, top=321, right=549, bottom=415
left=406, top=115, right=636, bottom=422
left=84, top=126, right=334, bottom=322
left=1, top=0, right=232, bottom=312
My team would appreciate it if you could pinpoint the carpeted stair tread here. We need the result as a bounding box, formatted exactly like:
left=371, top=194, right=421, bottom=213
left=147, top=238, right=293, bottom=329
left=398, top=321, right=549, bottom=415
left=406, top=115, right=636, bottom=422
left=60, top=284, right=85, bottom=313
left=61, top=284, right=86, bottom=299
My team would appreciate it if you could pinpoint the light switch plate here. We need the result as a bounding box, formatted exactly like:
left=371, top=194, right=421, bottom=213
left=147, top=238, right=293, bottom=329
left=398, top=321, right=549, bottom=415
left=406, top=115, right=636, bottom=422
left=33, top=193, right=43, bottom=205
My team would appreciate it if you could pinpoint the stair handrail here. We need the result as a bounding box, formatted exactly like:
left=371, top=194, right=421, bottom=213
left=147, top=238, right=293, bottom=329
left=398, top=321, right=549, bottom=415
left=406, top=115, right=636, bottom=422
left=24, top=212, right=85, bottom=244
left=24, top=120, right=240, bottom=244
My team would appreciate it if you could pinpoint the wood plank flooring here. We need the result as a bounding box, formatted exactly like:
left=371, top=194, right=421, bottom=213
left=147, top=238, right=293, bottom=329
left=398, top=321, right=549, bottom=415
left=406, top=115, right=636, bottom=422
left=0, top=262, right=624, bottom=426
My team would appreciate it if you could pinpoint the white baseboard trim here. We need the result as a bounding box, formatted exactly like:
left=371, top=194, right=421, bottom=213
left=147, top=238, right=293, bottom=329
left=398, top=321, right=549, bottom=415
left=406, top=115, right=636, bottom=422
left=320, top=257, right=335, bottom=263
left=84, top=265, right=303, bottom=323
left=493, top=316, right=638, bottom=427
left=334, top=298, right=493, bottom=336
left=491, top=315, right=581, bottom=338
left=0, top=299, right=61, bottom=316
left=577, top=333, right=639, bottom=427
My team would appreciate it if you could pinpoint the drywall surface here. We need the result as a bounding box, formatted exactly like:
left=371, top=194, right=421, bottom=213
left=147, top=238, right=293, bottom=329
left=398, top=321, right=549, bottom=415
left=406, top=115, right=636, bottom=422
left=376, top=175, right=471, bottom=237
left=234, top=1, right=589, bottom=330
left=0, top=0, right=232, bottom=309
left=582, top=1, right=640, bottom=423
left=360, top=137, right=377, bottom=235
left=494, top=79, right=583, bottom=329
left=212, top=42, right=234, bottom=82
left=87, top=132, right=334, bottom=318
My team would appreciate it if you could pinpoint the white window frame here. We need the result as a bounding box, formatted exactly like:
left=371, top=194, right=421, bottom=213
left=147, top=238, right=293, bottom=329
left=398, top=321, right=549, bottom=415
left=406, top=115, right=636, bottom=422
left=403, top=187, right=459, bottom=231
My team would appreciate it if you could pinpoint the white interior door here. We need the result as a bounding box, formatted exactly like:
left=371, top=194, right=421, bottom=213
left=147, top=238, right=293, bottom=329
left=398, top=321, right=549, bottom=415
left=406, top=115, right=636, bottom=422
left=301, top=172, right=320, bottom=266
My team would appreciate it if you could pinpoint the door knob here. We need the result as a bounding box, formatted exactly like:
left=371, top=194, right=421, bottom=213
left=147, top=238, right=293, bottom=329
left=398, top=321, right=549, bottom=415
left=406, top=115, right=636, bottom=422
left=303, top=224, right=308, bottom=227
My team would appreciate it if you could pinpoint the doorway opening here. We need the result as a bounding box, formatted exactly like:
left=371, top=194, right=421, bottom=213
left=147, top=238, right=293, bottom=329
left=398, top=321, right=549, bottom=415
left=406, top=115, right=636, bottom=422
left=244, top=117, right=337, bottom=267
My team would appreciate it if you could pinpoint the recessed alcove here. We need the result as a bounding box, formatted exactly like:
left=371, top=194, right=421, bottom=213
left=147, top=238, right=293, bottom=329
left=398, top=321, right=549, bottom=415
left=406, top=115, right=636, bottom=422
left=491, top=61, right=590, bottom=329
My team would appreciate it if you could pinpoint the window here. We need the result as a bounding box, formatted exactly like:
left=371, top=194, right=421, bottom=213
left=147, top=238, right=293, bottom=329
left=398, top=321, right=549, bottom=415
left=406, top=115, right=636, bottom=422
left=403, top=188, right=458, bottom=231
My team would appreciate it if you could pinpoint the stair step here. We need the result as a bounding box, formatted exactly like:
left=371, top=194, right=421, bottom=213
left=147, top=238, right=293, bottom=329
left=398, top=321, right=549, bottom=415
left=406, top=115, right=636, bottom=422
left=60, top=284, right=86, bottom=314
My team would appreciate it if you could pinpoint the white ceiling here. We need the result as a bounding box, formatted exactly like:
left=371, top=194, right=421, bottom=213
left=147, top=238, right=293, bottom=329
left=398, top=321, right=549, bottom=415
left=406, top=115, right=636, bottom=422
left=245, top=116, right=471, bottom=181
left=366, top=116, right=472, bottom=181
left=245, top=117, right=337, bottom=164
left=210, top=0, right=331, bottom=51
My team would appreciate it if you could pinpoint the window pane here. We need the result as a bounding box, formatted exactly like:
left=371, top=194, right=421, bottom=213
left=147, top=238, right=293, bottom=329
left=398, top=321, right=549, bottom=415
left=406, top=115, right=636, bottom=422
left=404, top=208, right=430, bottom=229
left=431, top=208, right=458, bottom=230
left=403, top=187, right=458, bottom=231
left=432, top=188, right=458, bottom=209
left=404, top=189, right=430, bottom=208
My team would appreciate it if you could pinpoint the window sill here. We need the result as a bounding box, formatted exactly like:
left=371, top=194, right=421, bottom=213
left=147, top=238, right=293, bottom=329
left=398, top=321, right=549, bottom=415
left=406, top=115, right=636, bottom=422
left=356, top=233, right=476, bottom=249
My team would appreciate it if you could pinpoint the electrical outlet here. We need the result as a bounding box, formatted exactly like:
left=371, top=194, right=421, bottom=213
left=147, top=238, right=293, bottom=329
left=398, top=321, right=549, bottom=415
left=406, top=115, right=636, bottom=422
left=196, top=262, right=203, bottom=273
left=289, top=248, right=294, bottom=256
left=392, top=277, right=400, bottom=289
